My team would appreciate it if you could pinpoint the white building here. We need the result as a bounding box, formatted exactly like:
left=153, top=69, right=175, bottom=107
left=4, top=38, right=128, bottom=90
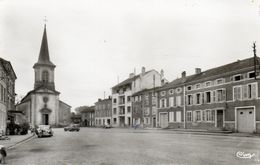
left=111, top=67, right=166, bottom=127
left=16, top=25, right=71, bottom=127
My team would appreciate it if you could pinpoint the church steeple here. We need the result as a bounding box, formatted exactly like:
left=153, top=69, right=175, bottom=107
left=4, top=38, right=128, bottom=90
left=33, top=25, right=56, bottom=90
left=34, top=25, right=55, bottom=68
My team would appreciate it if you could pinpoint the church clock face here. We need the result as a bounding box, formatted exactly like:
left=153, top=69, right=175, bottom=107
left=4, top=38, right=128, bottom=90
left=43, top=96, right=49, bottom=103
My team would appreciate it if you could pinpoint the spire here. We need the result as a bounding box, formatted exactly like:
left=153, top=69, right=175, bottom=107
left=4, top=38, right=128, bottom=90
left=34, top=25, right=55, bottom=68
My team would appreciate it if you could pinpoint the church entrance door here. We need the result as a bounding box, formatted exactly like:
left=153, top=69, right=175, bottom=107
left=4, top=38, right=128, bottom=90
left=43, top=114, right=49, bottom=125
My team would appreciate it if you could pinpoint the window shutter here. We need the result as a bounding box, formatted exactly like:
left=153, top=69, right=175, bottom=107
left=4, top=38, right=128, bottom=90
left=210, top=91, right=214, bottom=103
left=193, top=111, right=196, bottom=121
left=242, top=85, right=248, bottom=100
left=222, top=89, right=226, bottom=101
left=252, top=83, right=257, bottom=99
left=193, top=94, right=196, bottom=105
left=185, top=95, right=188, bottom=105
left=213, top=90, right=216, bottom=103
left=202, top=93, right=204, bottom=104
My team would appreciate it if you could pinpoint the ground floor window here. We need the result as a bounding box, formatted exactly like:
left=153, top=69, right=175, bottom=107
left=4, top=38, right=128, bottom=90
left=169, top=112, right=174, bottom=122
left=144, top=117, right=150, bottom=124
left=113, top=118, right=117, bottom=124
left=176, top=111, right=181, bottom=122
left=186, top=111, right=192, bottom=122
left=195, top=111, right=201, bottom=121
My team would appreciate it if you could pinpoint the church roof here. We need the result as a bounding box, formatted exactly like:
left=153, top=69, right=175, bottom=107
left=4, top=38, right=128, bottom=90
left=33, top=25, right=55, bottom=68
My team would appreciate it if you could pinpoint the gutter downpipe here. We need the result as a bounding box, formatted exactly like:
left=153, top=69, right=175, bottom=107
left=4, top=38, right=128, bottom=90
left=183, top=84, right=186, bottom=129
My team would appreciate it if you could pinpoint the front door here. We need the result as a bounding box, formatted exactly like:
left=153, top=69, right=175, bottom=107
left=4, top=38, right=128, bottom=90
left=153, top=117, right=156, bottom=127
left=42, top=114, right=49, bottom=125
left=217, top=110, right=223, bottom=128
left=160, top=113, right=168, bottom=128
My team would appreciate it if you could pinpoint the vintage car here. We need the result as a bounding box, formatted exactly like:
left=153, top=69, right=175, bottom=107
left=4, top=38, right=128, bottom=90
left=64, top=124, right=80, bottom=132
left=35, top=125, right=53, bottom=138
left=103, top=124, right=112, bottom=129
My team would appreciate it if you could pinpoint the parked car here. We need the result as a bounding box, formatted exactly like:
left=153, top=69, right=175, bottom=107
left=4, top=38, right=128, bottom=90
left=35, top=125, right=53, bottom=138
left=64, top=124, right=80, bottom=132
left=103, top=124, right=112, bottom=129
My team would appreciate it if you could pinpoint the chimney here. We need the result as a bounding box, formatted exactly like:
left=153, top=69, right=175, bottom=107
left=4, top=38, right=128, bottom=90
left=195, top=68, right=201, bottom=74
left=129, top=73, right=135, bottom=78
left=160, top=69, right=164, bottom=78
left=141, top=67, right=145, bottom=75
left=181, top=71, right=186, bottom=78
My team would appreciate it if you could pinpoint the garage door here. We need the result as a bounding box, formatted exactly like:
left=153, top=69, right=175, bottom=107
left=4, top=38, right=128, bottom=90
left=237, top=108, right=254, bottom=133
left=160, top=113, right=168, bottom=128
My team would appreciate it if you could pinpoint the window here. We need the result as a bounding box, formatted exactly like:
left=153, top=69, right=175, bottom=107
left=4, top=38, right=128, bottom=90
left=176, top=88, right=182, bottom=93
left=176, top=111, right=181, bottom=122
left=169, top=97, right=174, bottom=107
left=205, top=110, right=213, bottom=121
left=160, top=91, right=166, bottom=96
left=152, top=106, right=156, bottom=115
left=145, top=95, right=149, bottom=106
left=196, top=93, right=201, bottom=104
left=216, top=89, right=226, bottom=102
left=233, top=86, right=242, bottom=101
left=168, top=89, right=174, bottom=95
left=234, top=75, right=242, bottom=81
left=144, top=107, right=149, bottom=115
left=160, top=98, right=166, bottom=108
left=127, top=106, right=131, bottom=113
left=187, top=95, right=193, bottom=105
left=195, top=84, right=201, bottom=89
left=152, top=96, right=157, bottom=105
left=216, top=78, right=224, bottom=85
left=205, top=91, right=211, bottom=103
left=195, top=111, right=201, bottom=121
left=187, top=111, right=192, bottom=122
left=248, top=72, right=256, bottom=79
left=113, top=108, right=117, bottom=115
left=247, top=83, right=257, bottom=99
left=144, top=117, right=150, bottom=124
left=113, top=98, right=117, bottom=103
left=187, top=86, right=192, bottom=91
left=42, top=70, right=49, bottom=83
left=169, top=112, right=174, bottom=122
left=205, top=81, right=211, bottom=87
left=127, top=96, right=131, bottom=102
left=176, top=96, right=181, bottom=106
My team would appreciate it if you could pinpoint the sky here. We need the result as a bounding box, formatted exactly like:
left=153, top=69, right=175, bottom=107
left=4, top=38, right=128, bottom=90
left=1, top=0, right=260, bottom=110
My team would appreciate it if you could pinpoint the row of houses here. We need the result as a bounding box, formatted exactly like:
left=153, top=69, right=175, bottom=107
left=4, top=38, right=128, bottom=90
left=86, top=56, right=260, bottom=133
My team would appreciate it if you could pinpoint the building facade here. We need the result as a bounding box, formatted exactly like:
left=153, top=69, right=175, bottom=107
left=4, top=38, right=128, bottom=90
left=81, top=106, right=95, bottom=127
left=132, top=88, right=158, bottom=128
left=0, top=58, right=17, bottom=134
left=111, top=67, right=165, bottom=127
left=95, top=97, right=112, bottom=127
left=157, top=57, right=260, bottom=133
left=16, top=25, right=71, bottom=127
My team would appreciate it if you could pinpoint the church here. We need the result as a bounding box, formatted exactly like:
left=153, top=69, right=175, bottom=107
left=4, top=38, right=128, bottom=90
left=16, top=25, right=71, bottom=127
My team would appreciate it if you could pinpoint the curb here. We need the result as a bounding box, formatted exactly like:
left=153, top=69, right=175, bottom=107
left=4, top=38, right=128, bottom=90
left=7, top=134, right=36, bottom=150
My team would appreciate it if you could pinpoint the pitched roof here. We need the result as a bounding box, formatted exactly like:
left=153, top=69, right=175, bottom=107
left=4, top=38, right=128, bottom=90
left=33, top=25, right=55, bottom=68
left=0, top=58, right=17, bottom=80
left=112, top=70, right=153, bottom=89
left=186, top=57, right=260, bottom=84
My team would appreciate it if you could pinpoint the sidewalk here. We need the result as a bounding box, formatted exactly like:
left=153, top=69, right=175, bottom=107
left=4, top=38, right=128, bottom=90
left=0, top=132, right=35, bottom=149
left=144, top=127, right=260, bottom=138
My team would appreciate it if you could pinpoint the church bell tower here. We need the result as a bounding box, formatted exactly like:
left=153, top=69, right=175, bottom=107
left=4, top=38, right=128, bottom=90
left=33, top=25, right=56, bottom=90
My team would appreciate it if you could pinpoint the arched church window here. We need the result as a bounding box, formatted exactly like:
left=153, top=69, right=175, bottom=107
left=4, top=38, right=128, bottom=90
left=42, top=71, right=49, bottom=83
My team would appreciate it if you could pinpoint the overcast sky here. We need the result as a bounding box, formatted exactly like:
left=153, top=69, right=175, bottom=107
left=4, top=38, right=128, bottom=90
left=1, top=0, right=260, bottom=110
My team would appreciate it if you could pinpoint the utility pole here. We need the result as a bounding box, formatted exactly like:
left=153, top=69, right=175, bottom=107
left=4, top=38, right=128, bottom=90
left=253, top=42, right=260, bottom=80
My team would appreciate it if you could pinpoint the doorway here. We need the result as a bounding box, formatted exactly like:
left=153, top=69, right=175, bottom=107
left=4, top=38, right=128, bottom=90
left=42, top=114, right=49, bottom=125
left=153, top=117, right=156, bottom=127
left=216, top=110, right=223, bottom=128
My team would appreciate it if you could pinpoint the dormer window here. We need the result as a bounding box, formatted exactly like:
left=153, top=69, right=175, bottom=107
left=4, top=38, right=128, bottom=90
left=160, top=91, right=166, bottom=96
left=187, top=86, right=192, bottom=91
left=168, top=89, right=174, bottom=95
left=42, top=71, right=49, bottom=83
left=248, top=72, right=256, bottom=79
left=205, top=81, right=211, bottom=87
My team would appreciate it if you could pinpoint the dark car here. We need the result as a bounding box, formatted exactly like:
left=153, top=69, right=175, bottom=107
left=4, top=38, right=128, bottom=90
left=64, top=124, right=80, bottom=132
left=35, top=125, right=53, bottom=138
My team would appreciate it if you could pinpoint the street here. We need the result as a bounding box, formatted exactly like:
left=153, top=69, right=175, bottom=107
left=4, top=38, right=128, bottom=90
left=6, top=127, right=260, bottom=165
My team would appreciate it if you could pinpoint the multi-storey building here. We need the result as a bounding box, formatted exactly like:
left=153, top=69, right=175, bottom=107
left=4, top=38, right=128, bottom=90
left=132, top=88, right=159, bottom=128
left=0, top=58, right=17, bottom=135
left=95, top=97, right=112, bottom=127
left=112, top=67, right=165, bottom=127
left=157, top=57, right=260, bottom=133
left=81, top=106, right=95, bottom=127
